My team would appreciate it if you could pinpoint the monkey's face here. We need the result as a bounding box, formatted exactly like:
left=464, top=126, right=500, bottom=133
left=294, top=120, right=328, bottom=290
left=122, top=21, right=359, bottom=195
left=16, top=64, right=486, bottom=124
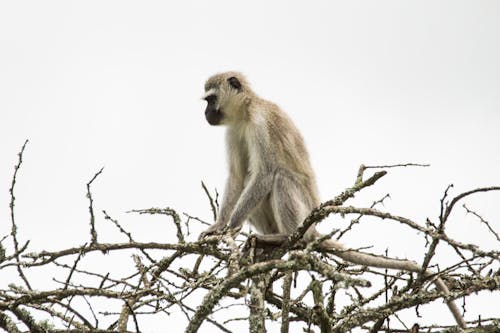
left=203, top=75, right=244, bottom=126
left=204, top=92, right=223, bottom=126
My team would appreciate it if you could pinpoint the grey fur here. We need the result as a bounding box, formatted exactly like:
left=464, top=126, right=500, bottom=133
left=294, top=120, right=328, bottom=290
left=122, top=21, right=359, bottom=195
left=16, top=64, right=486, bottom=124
left=200, top=72, right=466, bottom=328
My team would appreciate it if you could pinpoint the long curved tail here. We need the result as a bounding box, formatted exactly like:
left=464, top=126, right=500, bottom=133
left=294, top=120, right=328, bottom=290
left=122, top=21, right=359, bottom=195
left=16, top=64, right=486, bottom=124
left=321, top=238, right=466, bottom=328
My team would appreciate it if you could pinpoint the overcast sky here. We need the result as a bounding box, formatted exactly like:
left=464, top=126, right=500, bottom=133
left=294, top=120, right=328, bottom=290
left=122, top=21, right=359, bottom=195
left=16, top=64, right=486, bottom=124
left=1, top=1, right=499, bottom=331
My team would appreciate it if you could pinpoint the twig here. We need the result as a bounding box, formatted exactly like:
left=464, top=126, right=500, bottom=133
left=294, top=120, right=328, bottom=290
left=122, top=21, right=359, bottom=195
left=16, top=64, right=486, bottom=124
left=443, top=186, right=500, bottom=222
left=9, top=139, right=32, bottom=290
left=463, top=204, right=500, bottom=242
left=0, top=311, right=21, bottom=333
left=103, top=210, right=133, bottom=241
left=126, top=301, right=141, bottom=333
left=304, top=205, right=499, bottom=259
left=281, top=271, right=293, bottom=333
left=63, top=244, right=87, bottom=290
left=3, top=158, right=499, bottom=332
left=130, top=208, right=184, bottom=243
left=336, top=193, right=390, bottom=241
left=201, top=181, right=218, bottom=222
left=249, top=273, right=268, bottom=333
left=311, top=279, right=331, bottom=333
left=364, top=163, right=430, bottom=169
left=86, top=167, right=104, bottom=245
left=10, top=307, right=43, bottom=333
left=185, top=252, right=370, bottom=333
left=291, top=170, right=387, bottom=245
left=103, top=210, right=156, bottom=263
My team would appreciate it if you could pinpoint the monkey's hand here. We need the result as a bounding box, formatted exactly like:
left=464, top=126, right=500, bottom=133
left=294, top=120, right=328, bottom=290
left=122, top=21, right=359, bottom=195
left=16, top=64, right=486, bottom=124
left=199, top=223, right=242, bottom=240
left=199, top=222, right=227, bottom=240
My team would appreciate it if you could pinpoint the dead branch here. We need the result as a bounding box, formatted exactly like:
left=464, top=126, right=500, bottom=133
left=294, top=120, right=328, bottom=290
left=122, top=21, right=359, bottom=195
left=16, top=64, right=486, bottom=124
left=1, top=146, right=498, bottom=333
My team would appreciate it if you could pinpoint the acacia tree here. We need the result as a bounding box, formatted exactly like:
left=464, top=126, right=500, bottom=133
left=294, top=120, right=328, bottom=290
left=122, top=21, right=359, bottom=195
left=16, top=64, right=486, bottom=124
left=1, top=141, right=499, bottom=333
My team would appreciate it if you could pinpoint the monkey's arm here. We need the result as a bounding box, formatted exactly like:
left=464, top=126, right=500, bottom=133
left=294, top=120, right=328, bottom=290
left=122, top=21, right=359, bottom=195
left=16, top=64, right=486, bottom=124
left=217, top=171, right=244, bottom=226
left=200, top=172, right=272, bottom=237
left=200, top=173, right=243, bottom=238
left=227, top=173, right=273, bottom=230
left=226, top=128, right=276, bottom=230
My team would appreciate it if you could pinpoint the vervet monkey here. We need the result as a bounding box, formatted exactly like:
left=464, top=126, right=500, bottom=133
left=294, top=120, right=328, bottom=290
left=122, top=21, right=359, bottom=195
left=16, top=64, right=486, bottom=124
left=200, top=71, right=466, bottom=328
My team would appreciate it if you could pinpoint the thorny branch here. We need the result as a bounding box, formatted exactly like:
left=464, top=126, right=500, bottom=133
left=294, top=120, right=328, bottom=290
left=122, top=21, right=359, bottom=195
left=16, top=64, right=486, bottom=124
left=1, top=146, right=499, bottom=333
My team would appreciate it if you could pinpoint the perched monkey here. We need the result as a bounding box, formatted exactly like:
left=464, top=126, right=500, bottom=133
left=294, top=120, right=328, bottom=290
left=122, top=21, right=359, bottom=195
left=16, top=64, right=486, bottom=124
left=200, top=71, right=466, bottom=328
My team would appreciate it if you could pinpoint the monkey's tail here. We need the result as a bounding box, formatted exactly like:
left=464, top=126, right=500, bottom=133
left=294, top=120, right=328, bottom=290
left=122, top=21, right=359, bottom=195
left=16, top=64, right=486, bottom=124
left=320, top=238, right=466, bottom=328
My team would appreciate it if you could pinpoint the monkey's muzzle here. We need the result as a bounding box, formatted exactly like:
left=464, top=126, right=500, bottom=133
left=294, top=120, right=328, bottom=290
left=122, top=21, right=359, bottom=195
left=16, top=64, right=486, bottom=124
left=205, top=108, right=223, bottom=126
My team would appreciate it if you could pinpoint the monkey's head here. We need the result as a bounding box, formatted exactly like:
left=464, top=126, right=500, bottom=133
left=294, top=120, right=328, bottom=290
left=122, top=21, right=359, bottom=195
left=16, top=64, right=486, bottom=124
left=203, top=72, right=251, bottom=126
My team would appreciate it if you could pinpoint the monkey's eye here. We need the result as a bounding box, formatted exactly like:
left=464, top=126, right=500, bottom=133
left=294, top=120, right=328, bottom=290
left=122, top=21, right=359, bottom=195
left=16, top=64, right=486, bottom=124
left=205, top=95, right=217, bottom=104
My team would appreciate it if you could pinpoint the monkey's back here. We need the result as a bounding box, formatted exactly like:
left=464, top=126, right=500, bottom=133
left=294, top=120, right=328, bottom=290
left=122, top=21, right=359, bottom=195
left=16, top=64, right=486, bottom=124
left=257, top=99, right=320, bottom=206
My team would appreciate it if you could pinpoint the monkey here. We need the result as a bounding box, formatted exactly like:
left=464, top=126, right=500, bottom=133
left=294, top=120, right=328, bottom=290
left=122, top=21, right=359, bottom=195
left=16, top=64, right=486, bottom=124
left=199, top=71, right=466, bottom=328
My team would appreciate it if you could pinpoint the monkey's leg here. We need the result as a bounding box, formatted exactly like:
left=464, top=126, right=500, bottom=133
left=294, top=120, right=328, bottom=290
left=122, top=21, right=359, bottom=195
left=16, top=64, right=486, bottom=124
left=270, top=171, right=315, bottom=237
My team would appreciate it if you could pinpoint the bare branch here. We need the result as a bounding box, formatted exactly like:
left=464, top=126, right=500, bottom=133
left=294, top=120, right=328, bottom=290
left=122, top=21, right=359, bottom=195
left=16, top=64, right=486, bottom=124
left=130, top=207, right=185, bottom=243
left=186, top=252, right=370, bottom=333
left=463, top=204, right=500, bottom=242
left=86, top=167, right=104, bottom=245
left=201, top=181, right=219, bottom=222
left=280, top=271, right=293, bottom=333
left=292, top=169, right=387, bottom=245
left=444, top=186, right=500, bottom=222
left=2, top=155, right=498, bottom=333
left=364, top=163, right=430, bottom=169
left=9, top=139, right=32, bottom=290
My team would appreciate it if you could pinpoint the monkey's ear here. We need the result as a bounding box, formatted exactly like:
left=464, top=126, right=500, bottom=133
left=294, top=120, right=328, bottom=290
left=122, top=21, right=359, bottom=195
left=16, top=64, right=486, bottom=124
left=227, top=76, right=242, bottom=91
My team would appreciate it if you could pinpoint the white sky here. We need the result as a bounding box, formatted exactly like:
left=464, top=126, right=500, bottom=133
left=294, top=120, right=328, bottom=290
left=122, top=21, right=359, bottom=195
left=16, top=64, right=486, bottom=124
left=1, top=1, right=499, bottom=332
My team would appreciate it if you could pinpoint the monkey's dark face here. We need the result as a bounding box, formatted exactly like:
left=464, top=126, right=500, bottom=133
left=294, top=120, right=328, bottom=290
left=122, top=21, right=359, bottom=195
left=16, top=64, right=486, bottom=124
left=204, top=94, right=223, bottom=126
left=203, top=75, right=244, bottom=126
